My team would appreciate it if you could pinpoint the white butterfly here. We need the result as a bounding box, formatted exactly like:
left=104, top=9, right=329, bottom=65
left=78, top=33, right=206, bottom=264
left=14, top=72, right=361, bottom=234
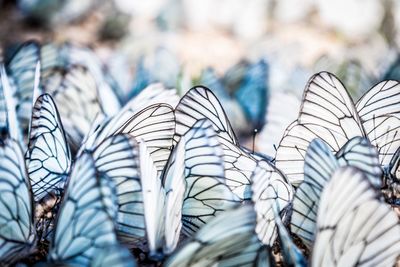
left=276, top=72, right=400, bottom=186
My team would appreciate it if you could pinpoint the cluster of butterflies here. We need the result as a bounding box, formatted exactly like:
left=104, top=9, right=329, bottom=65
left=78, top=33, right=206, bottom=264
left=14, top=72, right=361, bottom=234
left=1, top=41, right=400, bottom=267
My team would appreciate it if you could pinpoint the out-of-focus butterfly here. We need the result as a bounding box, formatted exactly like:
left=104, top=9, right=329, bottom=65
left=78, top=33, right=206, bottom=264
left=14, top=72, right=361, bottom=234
left=0, top=138, right=36, bottom=264
left=128, top=47, right=181, bottom=100
left=164, top=204, right=272, bottom=267
left=311, top=167, right=400, bottom=266
left=198, top=59, right=269, bottom=137
left=47, top=152, right=136, bottom=266
left=17, top=0, right=98, bottom=25
left=290, top=137, right=381, bottom=248
left=256, top=91, right=301, bottom=157
left=275, top=72, right=400, bottom=186
left=4, top=41, right=40, bottom=132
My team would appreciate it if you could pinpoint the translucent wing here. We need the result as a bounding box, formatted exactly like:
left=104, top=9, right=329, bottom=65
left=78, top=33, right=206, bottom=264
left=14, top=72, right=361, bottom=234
left=161, top=139, right=185, bottom=254
left=0, top=67, right=23, bottom=144
left=115, top=104, right=175, bottom=173
left=276, top=72, right=364, bottom=185
left=218, top=138, right=256, bottom=200
left=174, top=86, right=238, bottom=145
left=48, top=153, right=119, bottom=266
left=181, top=119, right=240, bottom=236
left=251, top=160, right=294, bottom=246
left=0, top=139, right=35, bottom=264
left=312, top=167, right=400, bottom=267
left=26, top=94, right=71, bottom=202
left=5, top=41, right=40, bottom=129
left=164, top=205, right=261, bottom=267
left=292, top=137, right=381, bottom=248
left=61, top=43, right=123, bottom=113
left=89, top=134, right=146, bottom=247
left=42, top=65, right=103, bottom=151
left=356, top=80, right=400, bottom=122
left=139, top=141, right=165, bottom=257
left=362, top=115, right=400, bottom=167
left=336, top=136, right=382, bottom=188
left=291, top=139, right=339, bottom=248
left=271, top=199, right=307, bottom=267
left=257, top=91, right=301, bottom=157
left=117, top=83, right=179, bottom=125
left=234, top=59, right=268, bottom=130
left=88, top=104, right=176, bottom=173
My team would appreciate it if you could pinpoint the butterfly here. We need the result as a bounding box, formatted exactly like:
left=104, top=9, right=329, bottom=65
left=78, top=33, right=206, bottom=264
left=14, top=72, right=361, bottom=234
left=311, top=166, right=400, bottom=266
left=25, top=93, right=72, bottom=238
left=164, top=204, right=270, bottom=267
left=290, top=137, right=381, bottom=248
left=4, top=41, right=40, bottom=131
left=275, top=71, right=400, bottom=186
left=198, top=59, right=269, bottom=137
left=175, top=86, right=294, bottom=247
left=256, top=91, right=301, bottom=157
left=122, top=118, right=241, bottom=258
left=47, top=151, right=136, bottom=266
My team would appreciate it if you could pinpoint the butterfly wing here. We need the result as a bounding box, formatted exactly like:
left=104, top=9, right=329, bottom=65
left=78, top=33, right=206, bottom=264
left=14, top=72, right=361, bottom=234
left=181, top=119, right=240, bottom=236
left=0, top=139, right=35, bottom=264
left=42, top=65, right=103, bottom=151
left=90, top=134, right=146, bottom=247
left=312, top=167, right=400, bottom=266
left=164, top=205, right=260, bottom=267
left=138, top=141, right=166, bottom=257
left=276, top=72, right=364, bottom=185
left=0, top=67, right=23, bottom=145
left=161, top=139, right=185, bottom=254
left=48, top=152, right=119, bottom=265
left=174, top=86, right=238, bottom=145
left=336, top=136, right=382, bottom=188
left=5, top=41, right=40, bottom=129
left=26, top=93, right=71, bottom=202
left=251, top=160, right=294, bottom=246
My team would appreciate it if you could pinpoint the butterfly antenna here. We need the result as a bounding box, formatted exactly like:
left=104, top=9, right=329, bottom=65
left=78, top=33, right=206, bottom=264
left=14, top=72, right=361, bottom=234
left=253, top=129, right=258, bottom=153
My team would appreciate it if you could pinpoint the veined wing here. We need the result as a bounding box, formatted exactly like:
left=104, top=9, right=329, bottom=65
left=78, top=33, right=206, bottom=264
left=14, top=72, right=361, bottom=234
left=164, top=205, right=261, bottom=267
left=174, top=86, right=238, bottom=145
left=0, top=66, right=23, bottom=145
left=251, top=160, right=294, bottom=246
left=336, top=136, right=382, bottom=188
left=89, top=134, right=146, bottom=247
left=291, top=137, right=382, bottom=248
left=312, top=167, right=400, bottom=267
left=115, top=104, right=175, bottom=173
left=138, top=141, right=165, bottom=257
left=48, top=152, right=119, bottom=266
left=5, top=41, right=40, bottom=129
left=161, top=139, right=185, bottom=254
left=356, top=80, right=400, bottom=122
left=42, top=65, right=103, bottom=151
left=26, top=93, right=71, bottom=202
left=276, top=72, right=364, bottom=185
left=181, top=119, right=240, bottom=236
left=291, top=139, right=339, bottom=248
left=0, top=139, right=35, bottom=264
left=362, top=115, right=400, bottom=167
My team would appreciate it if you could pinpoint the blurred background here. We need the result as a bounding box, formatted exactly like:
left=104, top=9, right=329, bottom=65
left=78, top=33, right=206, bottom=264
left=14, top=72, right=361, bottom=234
left=1, top=0, right=400, bottom=155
